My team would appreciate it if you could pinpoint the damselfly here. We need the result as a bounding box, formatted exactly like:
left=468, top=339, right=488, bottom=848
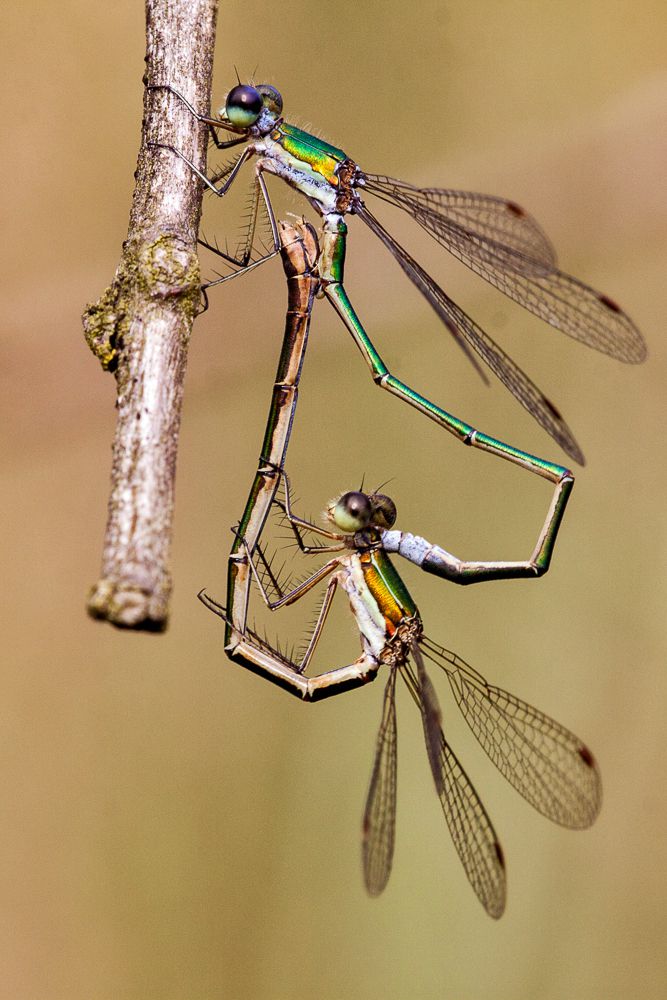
left=148, top=81, right=646, bottom=465
left=199, top=478, right=600, bottom=916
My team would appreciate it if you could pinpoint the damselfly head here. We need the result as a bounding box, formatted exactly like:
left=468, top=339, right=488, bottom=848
left=221, top=83, right=283, bottom=128
left=327, top=490, right=397, bottom=533
left=328, top=491, right=373, bottom=533
left=223, top=84, right=263, bottom=126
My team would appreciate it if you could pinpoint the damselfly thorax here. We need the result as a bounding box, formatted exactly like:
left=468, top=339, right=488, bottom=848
left=337, top=545, right=420, bottom=663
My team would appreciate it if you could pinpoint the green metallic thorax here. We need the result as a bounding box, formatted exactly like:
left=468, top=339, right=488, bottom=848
left=272, top=122, right=349, bottom=186
left=359, top=549, right=418, bottom=634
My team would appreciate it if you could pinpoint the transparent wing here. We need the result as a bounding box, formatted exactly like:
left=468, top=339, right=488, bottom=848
left=362, top=174, right=557, bottom=270
left=413, top=642, right=445, bottom=793
left=361, top=174, right=645, bottom=364
left=357, top=205, right=584, bottom=464
left=400, top=660, right=506, bottom=919
left=421, top=637, right=602, bottom=829
left=362, top=669, right=398, bottom=896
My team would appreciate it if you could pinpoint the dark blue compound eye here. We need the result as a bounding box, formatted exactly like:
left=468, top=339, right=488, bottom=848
left=225, top=85, right=263, bottom=126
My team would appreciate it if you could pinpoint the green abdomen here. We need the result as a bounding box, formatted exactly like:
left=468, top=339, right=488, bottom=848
left=360, top=550, right=417, bottom=634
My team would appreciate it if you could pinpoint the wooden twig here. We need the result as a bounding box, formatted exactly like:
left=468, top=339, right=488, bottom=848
left=83, top=0, right=219, bottom=631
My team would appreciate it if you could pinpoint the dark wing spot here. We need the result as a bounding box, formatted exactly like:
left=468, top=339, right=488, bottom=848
left=495, top=840, right=506, bottom=869
left=578, top=744, right=596, bottom=769
left=542, top=394, right=563, bottom=420
left=506, top=200, right=525, bottom=217
left=598, top=293, right=621, bottom=314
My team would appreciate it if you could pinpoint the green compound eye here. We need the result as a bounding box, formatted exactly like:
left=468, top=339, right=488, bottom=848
left=225, top=85, right=263, bottom=127
left=332, top=492, right=372, bottom=533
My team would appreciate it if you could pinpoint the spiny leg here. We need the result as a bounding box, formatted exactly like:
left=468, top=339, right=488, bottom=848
left=202, top=172, right=280, bottom=289
left=296, top=576, right=338, bottom=674
left=272, top=470, right=346, bottom=553
left=197, top=155, right=263, bottom=270
left=145, top=83, right=248, bottom=149
left=204, top=544, right=380, bottom=700
left=148, top=140, right=267, bottom=286
left=198, top=588, right=312, bottom=699
left=229, top=542, right=338, bottom=675
left=150, top=139, right=280, bottom=300
left=244, top=538, right=339, bottom=611
left=149, top=138, right=252, bottom=198
left=204, top=165, right=279, bottom=265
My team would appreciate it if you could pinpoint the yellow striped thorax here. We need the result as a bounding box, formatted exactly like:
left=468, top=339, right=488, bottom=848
left=359, top=549, right=418, bottom=636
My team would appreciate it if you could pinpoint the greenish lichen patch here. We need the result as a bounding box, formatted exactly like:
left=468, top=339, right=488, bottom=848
left=140, top=233, right=200, bottom=308
left=82, top=282, right=126, bottom=372
left=82, top=233, right=201, bottom=371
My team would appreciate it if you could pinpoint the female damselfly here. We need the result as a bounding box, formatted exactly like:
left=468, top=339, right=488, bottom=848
left=199, top=478, right=600, bottom=916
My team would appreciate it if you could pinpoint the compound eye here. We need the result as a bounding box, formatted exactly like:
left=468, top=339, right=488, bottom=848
left=332, top=492, right=372, bottom=533
left=225, top=84, right=263, bottom=126
left=256, top=84, right=283, bottom=116
left=369, top=494, right=397, bottom=529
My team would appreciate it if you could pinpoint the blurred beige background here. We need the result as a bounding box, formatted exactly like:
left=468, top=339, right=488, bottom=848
left=2, top=1, right=666, bottom=998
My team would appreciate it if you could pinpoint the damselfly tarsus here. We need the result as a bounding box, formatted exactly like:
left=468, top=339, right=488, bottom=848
left=148, top=81, right=646, bottom=465
left=199, top=480, right=600, bottom=916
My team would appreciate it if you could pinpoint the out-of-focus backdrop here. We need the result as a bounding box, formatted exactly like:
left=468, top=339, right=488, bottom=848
left=3, top=1, right=666, bottom=997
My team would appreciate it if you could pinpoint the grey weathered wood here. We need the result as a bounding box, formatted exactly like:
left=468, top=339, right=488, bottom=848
left=84, top=0, right=219, bottom=630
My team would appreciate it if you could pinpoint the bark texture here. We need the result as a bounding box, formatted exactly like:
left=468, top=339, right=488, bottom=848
left=84, top=0, right=219, bottom=630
